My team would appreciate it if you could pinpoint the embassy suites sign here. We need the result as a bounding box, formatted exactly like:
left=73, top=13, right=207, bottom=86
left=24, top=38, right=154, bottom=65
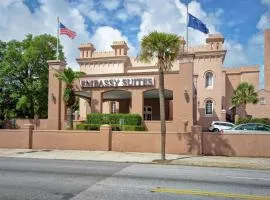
left=80, top=77, right=155, bottom=88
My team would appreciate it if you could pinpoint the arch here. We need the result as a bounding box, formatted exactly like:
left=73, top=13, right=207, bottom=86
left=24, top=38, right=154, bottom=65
left=102, top=89, right=131, bottom=114
left=143, top=89, right=173, bottom=120
left=143, top=89, right=173, bottom=99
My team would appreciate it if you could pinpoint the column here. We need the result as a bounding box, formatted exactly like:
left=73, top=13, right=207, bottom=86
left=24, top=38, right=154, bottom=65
left=131, top=90, right=143, bottom=116
left=47, top=60, right=66, bottom=130
left=91, top=91, right=102, bottom=113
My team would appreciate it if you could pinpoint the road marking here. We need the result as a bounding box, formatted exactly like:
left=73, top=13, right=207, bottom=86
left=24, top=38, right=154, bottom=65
left=225, top=176, right=270, bottom=181
left=151, top=187, right=270, bottom=199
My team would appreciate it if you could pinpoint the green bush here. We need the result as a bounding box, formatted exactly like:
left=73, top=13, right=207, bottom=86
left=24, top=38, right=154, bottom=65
left=76, top=124, right=101, bottom=130
left=236, top=117, right=270, bottom=125
left=121, top=125, right=145, bottom=131
left=87, top=113, right=142, bottom=126
left=76, top=123, right=145, bottom=131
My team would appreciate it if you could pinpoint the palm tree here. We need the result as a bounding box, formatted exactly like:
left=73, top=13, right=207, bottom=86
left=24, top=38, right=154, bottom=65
left=231, top=82, right=258, bottom=117
left=55, top=67, right=85, bottom=129
left=140, top=31, right=181, bottom=160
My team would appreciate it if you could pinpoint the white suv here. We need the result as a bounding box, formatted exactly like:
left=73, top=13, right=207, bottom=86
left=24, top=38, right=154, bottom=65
left=209, top=121, right=235, bottom=132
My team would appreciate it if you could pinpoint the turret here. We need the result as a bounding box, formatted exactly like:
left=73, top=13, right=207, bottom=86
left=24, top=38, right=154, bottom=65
left=206, top=34, right=224, bottom=50
left=111, top=41, right=129, bottom=56
left=78, top=43, right=96, bottom=58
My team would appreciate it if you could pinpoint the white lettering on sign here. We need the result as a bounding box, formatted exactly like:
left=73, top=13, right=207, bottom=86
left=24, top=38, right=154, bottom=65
left=80, top=77, right=155, bottom=88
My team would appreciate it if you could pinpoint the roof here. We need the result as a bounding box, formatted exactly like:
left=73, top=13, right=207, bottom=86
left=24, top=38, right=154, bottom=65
left=222, top=65, right=260, bottom=74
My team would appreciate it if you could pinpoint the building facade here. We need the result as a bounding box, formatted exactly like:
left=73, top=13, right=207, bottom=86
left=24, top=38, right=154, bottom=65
left=47, top=29, right=270, bottom=132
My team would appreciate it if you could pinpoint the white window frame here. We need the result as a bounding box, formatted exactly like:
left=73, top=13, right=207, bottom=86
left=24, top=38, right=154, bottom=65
left=205, top=71, right=214, bottom=89
left=205, top=100, right=213, bottom=116
left=143, top=106, right=152, bottom=120
left=111, top=101, right=117, bottom=114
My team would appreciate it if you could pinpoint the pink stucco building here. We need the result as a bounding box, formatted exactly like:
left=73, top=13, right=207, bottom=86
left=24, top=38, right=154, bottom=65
left=47, top=29, right=270, bottom=131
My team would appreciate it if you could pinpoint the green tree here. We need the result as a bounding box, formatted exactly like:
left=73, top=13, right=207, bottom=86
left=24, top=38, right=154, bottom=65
left=232, top=82, right=258, bottom=116
left=0, top=34, right=64, bottom=120
left=140, top=31, right=181, bottom=160
left=55, top=67, right=84, bottom=129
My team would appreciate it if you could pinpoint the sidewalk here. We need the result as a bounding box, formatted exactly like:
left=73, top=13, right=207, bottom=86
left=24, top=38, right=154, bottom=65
left=0, top=148, right=270, bottom=170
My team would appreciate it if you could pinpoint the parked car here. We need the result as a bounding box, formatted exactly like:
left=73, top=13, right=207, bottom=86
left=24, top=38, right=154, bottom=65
left=222, top=123, right=270, bottom=133
left=209, top=121, right=235, bottom=132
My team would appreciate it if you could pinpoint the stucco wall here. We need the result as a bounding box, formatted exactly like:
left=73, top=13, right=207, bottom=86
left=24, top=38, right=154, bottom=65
left=15, top=119, right=48, bottom=130
left=203, top=132, right=270, bottom=157
left=265, top=29, right=270, bottom=91
left=33, top=130, right=109, bottom=150
left=80, top=62, right=125, bottom=75
left=112, top=131, right=201, bottom=154
left=193, top=56, right=224, bottom=129
left=246, top=90, right=270, bottom=118
left=79, top=62, right=194, bottom=133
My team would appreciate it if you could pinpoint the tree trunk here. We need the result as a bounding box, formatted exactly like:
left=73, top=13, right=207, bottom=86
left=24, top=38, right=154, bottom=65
left=158, top=68, right=166, bottom=160
left=66, top=107, right=73, bottom=130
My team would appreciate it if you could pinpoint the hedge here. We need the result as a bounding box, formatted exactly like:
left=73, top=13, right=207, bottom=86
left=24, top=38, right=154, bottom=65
left=76, top=123, right=145, bottom=131
left=86, top=113, right=142, bottom=126
left=236, top=117, right=270, bottom=125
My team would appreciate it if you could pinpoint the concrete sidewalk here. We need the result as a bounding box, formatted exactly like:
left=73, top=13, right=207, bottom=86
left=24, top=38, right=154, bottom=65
left=0, top=148, right=270, bottom=170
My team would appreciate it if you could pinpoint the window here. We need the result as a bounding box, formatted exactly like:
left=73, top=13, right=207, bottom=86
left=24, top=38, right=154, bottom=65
left=205, top=100, right=213, bottom=115
left=111, top=101, right=116, bottom=114
left=205, top=72, right=213, bottom=88
left=143, top=106, right=152, bottom=120
left=259, top=97, right=266, bottom=105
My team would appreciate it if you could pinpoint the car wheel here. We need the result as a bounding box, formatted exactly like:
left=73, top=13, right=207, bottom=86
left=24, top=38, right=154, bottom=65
left=213, top=128, right=219, bottom=132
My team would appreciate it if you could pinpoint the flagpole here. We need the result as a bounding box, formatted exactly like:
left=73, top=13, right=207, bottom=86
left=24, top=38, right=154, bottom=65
left=186, top=3, right=189, bottom=53
left=56, top=16, right=59, bottom=60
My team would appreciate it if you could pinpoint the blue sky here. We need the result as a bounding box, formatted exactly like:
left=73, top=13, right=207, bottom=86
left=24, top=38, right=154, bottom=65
left=1, top=0, right=270, bottom=87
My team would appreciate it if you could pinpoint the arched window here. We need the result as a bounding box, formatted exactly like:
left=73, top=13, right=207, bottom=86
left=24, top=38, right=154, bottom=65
left=205, top=71, right=213, bottom=88
left=205, top=100, right=213, bottom=115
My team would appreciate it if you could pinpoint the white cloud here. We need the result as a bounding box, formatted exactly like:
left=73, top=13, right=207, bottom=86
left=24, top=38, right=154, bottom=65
left=257, top=12, right=270, bottom=30
left=224, top=40, right=249, bottom=67
left=72, top=0, right=106, bottom=24
left=261, top=0, right=270, bottom=5
left=124, top=0, right=144, bottom=17
left=91, top=26, right=136, bottom=55
left=0, top=0, right=136, bottom=70
left=101, top=0, right=120, bottom=11
left=116, top=10, right=129, bottom=22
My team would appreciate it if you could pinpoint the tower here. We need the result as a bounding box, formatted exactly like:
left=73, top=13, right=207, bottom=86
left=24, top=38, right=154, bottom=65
left=265, top=29, right=270, bottom=90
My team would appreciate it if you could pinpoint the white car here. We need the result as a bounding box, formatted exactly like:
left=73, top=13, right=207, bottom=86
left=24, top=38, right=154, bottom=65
left=209, top=121, right=235, bottom=132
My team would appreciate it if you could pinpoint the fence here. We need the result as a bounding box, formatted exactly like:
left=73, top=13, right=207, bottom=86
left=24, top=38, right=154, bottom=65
left=0, top=124, right=270, bottom=157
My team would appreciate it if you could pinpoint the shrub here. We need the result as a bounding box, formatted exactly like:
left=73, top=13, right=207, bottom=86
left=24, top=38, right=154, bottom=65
left=76, top=124, right=100, bottom=130
left=87, top=113, right=142, bottom=126
left=236, top=117, right=270, bottom=125
left=121, top=125, right=145, bottom=131
left=76, top=123, right=145, bottom=131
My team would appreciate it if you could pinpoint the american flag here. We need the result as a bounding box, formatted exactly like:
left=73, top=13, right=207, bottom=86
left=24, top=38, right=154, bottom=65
left=60, top=23, right=76, bottom=39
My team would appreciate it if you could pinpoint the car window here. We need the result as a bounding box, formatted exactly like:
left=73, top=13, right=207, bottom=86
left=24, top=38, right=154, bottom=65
left=235, top=124, right=255, bottom=130
left=256, top=125, right=270, bottom=131
left=222, top=123, right=234, bottom=127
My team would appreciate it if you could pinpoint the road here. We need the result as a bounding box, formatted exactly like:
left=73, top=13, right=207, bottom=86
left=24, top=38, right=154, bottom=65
left=0, top=158, right=270, bottom=200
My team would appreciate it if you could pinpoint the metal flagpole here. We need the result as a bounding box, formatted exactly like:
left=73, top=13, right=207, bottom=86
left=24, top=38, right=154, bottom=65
left=56, top=16, right=59, bottom=60
left=186, top=3, right=189, bottom=53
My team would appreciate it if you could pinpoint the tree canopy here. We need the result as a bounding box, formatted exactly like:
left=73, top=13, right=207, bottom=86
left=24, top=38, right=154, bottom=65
left=0, top=34, right=64, bottom=120
left=140, top=31, right=181, bottom=71
left=232, top=82, right=258, bottom=107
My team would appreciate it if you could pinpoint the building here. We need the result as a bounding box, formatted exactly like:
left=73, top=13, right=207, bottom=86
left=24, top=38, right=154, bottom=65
left=47, top=29, right=270, bottom=132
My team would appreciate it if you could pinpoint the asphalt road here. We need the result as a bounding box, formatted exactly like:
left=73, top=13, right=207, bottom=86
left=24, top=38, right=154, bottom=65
left=0, top=158, right=270, bottom=200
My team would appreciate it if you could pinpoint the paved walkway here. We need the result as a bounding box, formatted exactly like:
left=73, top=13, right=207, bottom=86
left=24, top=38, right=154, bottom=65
left=0, top=148, right=270, bottom=170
